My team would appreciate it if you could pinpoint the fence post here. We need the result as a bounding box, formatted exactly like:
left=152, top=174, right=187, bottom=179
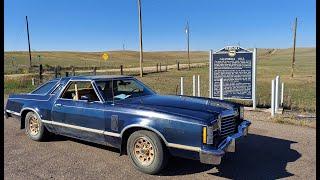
left=197, top=75, right=200, bottom=97
left=159, top=63, right=162, bottom=72
left=93, top=67, right=97, bottom=75
left=39, top=64, right=43, bottom=83
left=271, top=79, right=276, bottom=117
left=220, top=78, right=224, bottom=100
left=177, top=61, right=180, bottom=70
left=193, top=75, right=196, bottom=96
left=32, top=78, right=35, bottom=86
left=275, top=76, right=280, bottom=111
left=54, top=66, right=58, bottom=78
left=281, top=82, right=284, bottom=107
left=180, top=77, right=184, bottom=95
left=65, top=72, right=69, bottom=77
left=72, top=66, right=75, bottom=76
left=57, top=66, right=61, bottom=77
left=120, top=65, right=123, bottom=75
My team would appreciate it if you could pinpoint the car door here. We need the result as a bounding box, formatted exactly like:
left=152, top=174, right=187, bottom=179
left=51, top=80, right=106, bottom=144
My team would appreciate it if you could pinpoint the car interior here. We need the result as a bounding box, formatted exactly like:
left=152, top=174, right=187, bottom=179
left=61, top=81, right=100, bottom=102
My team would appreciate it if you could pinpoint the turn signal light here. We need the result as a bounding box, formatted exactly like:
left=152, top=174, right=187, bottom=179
left=202, top=127, right=207, bottom=144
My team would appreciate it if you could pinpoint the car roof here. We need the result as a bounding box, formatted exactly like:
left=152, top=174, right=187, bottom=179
left=56, top=75, right=134, bottom=82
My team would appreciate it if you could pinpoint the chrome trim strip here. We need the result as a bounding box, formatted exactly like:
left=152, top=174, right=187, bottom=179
left=41, top=120, right=201, bottom=152
left=120, top=124, right=169, bottom=145
left=9, top=97, right=51, bottom=101
left=41, top=120, right=121, bottom=137
left=5, top=109, right=21, bottom=116
left=20, top=107, right=44, bottom=120
left=167, top=143, right=201, bottom=152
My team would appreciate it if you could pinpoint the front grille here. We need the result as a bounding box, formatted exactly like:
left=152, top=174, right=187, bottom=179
left=220, top=115, right=236, bottom=137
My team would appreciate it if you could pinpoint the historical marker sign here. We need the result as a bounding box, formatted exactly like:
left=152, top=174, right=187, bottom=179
left=209, top=46, right=256, bottom=100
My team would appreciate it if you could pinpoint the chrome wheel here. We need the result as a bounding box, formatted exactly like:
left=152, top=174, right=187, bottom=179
left=133, top=137, right=155, bottom=166
left=28, top=115, right=40, bottom=136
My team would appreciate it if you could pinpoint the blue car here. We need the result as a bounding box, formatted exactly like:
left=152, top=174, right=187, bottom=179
left=5, top=75, right=251, bottom=174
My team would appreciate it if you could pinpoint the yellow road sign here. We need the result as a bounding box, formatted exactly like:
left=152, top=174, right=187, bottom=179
left=102, top=53, right=109, bottom=61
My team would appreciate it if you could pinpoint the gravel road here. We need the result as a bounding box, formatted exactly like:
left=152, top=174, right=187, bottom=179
left=4, top=99, right=316, bottom=179
left=4, top=62, right=207, bottom=78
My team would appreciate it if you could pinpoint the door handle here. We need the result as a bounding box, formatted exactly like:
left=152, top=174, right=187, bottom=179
left=55, top=103, right=62, bottom=107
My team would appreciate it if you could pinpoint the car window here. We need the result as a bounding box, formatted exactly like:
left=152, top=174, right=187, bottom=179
left=60, top=81, right=100, bottom=102
left=95, top=80, right=113, bottom=102
left=95, top=78, right=154, bottom=101
left=31, top=81, right=58, bottom=95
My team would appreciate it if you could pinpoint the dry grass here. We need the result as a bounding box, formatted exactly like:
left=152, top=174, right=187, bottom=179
left=4, top=48, right=316, bottom=112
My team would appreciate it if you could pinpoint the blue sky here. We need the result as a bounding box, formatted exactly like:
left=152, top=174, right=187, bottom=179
left=4, top=0, right=316, bottom=51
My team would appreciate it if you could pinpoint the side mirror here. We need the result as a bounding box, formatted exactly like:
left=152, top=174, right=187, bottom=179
left=80, top=95, right=90, bottom=102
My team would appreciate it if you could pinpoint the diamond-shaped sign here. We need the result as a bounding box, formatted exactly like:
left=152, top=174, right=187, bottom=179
left=102, top=53, right=109, bottom=61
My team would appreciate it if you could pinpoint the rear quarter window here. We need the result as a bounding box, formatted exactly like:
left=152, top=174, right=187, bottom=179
left=31, top=81, right=58, bottom=95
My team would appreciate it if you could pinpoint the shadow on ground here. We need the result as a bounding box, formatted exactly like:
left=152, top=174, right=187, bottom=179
left=46, top=133, right=301, bottom=179
left=211, top=134, right=301, bottom=179
left=160, top=134, right=301, bottom=179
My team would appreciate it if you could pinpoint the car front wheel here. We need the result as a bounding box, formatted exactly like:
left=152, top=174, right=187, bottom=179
left=127, top=130, right=168, bottom=174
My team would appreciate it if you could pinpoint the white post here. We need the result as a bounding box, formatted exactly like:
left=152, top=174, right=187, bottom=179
left=275, top=76, right=280, bottom=111
left=209, top=50, right=213, bottom=98
left=180, top=77, right=184, bottom=95
left=197, top=75, right=200, bottom=97
left=281, top=82, right=284, bottom=107
left=220, top=78, right=223, bottom=100
left=271, top=79, right=275, bottom=117
left=31, top=78, right=35, bottom=86
left=252, top=48, right=257, bottom=109
left=193, top=75, right=196, bottom=96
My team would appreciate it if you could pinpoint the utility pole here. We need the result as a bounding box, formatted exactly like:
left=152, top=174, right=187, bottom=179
left=138, top=0, right=143, bottom=77
left=185, top=20, right=190, bottom=70
left=291, top=17, right=297, bottom=78
left=26, top=16, right=32, bottom=67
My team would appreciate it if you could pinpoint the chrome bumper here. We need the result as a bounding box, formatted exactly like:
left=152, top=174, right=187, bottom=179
left=199, top=120, right=251, bottom=165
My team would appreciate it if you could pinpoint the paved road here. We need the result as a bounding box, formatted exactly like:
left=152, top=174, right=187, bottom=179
left=4, top=108, right=316, bottom=179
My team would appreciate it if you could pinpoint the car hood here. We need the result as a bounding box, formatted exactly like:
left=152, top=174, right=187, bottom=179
left=117, top=95, right=237, bottom=124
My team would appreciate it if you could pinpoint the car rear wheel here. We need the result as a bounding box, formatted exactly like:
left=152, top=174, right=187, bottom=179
left=127, top=130, right=168, bottom=174
left=25, top=111, right=47, bottom=141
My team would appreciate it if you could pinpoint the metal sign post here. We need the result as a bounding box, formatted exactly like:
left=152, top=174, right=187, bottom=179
left=209, top=50, right=213, bottom=98
left=252, top=48, right=257, bottom=109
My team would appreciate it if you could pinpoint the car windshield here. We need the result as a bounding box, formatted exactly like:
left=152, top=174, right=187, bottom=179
left=95, top=78, right=155, bottom=102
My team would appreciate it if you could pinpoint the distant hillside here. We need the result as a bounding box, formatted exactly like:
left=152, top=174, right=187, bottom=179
left=4, top=48, right=315, bottom=74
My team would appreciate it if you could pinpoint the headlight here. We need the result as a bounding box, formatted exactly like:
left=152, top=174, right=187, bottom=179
left=203, top=115, right=221, bottom=144
left=239, top=106, right=244, bottom=119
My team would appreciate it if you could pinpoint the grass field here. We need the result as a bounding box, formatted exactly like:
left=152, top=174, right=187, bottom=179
left=4, top=48, right=316, bottom=112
